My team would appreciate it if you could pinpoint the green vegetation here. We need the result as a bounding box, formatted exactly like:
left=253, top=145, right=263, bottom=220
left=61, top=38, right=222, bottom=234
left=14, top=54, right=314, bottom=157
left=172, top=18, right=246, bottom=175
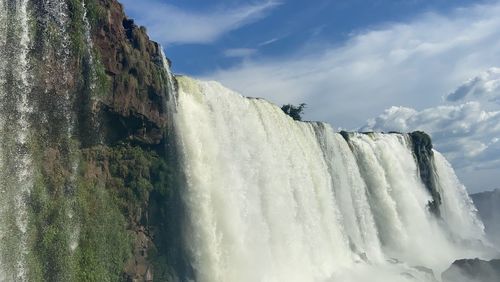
left=28, top=144, right=79, bottom=281
left=26, top=137, right=175, bottom=281
left=74, top=175, right=131, bottom=282
left=67, top=0, right=110, bottom=98
left=281, top=103, right=307, bottom=121
left=92, top=49, right=112, bottom=98
left=22, top=0, right=176, bottom=280
left=86, top=144, right=173, bottom=220
left=67, top=0, right=87, bottom=59
left=67, top=0, right=105, bottom=56
left=73, top=144, right=174, bottom=281
left=84, top=0, right=107, bottom=30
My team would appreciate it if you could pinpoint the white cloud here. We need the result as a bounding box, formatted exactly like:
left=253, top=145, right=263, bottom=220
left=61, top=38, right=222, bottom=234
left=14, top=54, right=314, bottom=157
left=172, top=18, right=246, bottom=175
left=361, top=91, right=500, bottom=193
left=446, top=67, right=500, bottom=107
left=362, top=102, right=500, bottom=165
left=203, top=2, right=500, bottom=130
left=120, top=0, right=281, bottom=45
left=198, top=2, right=500, bottom=192
left=258, top=37, right=281, bottom=46
left=224, top=48, right=258, bottom=58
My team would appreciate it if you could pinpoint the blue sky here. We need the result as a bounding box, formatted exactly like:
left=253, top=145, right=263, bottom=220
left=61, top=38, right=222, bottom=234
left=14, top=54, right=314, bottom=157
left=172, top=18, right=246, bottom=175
left=121, top=0, right=500, bottom=193
left=123, top=0, right=484, bottom=76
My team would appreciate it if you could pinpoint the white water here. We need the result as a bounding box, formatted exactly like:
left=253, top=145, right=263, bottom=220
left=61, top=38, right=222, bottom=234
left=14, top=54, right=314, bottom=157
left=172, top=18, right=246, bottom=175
left=0, top=0, right=33, bottom=280
left=173, top=77, right=492, bottom=282
left=0, top=0, right=83, bottom=279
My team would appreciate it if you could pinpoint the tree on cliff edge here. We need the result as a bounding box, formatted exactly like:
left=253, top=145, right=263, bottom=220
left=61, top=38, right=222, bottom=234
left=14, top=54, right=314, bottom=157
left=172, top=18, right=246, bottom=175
left=281, top=103, right=306, bottom=121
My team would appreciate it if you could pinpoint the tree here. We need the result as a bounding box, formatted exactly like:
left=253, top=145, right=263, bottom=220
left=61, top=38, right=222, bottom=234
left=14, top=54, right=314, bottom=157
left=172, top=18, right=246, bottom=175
left=281, top=103, right=306, bottom=121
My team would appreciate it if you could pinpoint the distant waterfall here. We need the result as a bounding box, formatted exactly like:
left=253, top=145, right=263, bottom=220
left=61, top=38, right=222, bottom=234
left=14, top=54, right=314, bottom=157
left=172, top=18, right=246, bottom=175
left=172, top=76, right=490, bottom=282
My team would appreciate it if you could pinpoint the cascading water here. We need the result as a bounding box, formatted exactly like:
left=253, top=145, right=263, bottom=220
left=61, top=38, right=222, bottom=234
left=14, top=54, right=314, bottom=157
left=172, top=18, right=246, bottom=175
left=0, top=0, right=93, bottom=280
left=0, top=0, right=33, bottom=279
left=172, top=76, right=493, bottom=282
left=0, top=0, right=494, bottom=280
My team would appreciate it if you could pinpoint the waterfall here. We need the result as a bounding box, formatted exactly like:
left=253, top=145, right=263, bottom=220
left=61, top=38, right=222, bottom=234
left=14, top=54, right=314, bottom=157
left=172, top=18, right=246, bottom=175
left=0, top=0, right=92, bottom=279
left=172, top=76, right=491, bottom=282
left=161, top=47, right=178, bottom=113
left=0, top=0, right=33, bottom=279
left=0, top=0, right=494, bottom=280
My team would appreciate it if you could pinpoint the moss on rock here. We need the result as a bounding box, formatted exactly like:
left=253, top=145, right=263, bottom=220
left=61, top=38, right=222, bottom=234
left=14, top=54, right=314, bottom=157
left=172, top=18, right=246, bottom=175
left=20, top=0, right=178, bottom=280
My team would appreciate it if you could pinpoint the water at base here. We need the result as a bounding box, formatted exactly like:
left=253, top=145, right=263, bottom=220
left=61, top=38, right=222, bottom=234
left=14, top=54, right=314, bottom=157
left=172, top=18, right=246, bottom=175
left=173, top=76, right=494, bottom=282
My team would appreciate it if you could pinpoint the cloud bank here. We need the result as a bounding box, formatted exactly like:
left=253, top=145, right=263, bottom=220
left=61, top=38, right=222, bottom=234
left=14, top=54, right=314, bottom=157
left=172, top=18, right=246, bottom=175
left=446, top=67, right=500, bottom=107
left=120, top=0, right=281, bottom=45
left=123, top=0, right=499, bottom=190
left=362, top=69, right=500, bottom=193
left=204, top=2, right=500, bottom=131
left=198, top=1, right=500, bottom=192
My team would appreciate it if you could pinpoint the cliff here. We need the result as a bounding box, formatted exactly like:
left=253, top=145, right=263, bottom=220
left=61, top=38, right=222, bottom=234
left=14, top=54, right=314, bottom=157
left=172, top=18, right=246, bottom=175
left=89, top=0, right=170, bottom=146
left=79, top=0, right=181, bottom=280
left=0, top=0, right=179, bottom=280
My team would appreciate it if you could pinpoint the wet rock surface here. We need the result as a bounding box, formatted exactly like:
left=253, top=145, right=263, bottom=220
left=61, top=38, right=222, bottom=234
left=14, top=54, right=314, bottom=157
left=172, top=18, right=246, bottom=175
left=409, top=131, right=442, bottom=216
left=92, top=0, right=169, bottom=146
left=442, top=259, right=500, bottom=282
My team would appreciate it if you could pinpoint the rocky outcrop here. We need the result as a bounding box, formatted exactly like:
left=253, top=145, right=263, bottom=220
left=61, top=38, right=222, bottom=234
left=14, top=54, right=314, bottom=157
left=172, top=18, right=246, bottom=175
left=78, top=0, right=179, bottom=280
left=409, top=131, right=442, bottom=216
left=442, top=259, right=500, bottom=282
left=91, top=0, right=170, bottom=146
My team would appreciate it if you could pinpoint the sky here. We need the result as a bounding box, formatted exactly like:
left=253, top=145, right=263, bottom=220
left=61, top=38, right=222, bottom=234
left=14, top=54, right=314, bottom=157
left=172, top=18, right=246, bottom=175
left=121, top=0, right=500, bottom=193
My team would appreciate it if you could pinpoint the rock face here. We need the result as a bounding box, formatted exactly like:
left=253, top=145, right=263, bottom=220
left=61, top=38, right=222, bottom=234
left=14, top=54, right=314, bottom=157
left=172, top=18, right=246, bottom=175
left=0, top=0, right=178, bottom=280
left=442, top=259, right=500, bottom=282
left=86, top=1, right=179, bottom=281
left=91, top=0, right=170, bottom=146
left=409, top=131, right=442, bottom=216
left=471, top=189, right=500, bottom=246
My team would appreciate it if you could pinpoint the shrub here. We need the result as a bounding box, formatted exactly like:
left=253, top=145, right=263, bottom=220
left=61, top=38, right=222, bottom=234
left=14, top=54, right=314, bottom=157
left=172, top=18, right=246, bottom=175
left=281, top=103, right=306, bottom=121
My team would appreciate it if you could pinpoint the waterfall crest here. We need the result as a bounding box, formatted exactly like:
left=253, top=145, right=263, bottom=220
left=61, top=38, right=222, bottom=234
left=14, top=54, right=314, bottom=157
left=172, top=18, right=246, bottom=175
left=173, top=76, right=490, bottom=282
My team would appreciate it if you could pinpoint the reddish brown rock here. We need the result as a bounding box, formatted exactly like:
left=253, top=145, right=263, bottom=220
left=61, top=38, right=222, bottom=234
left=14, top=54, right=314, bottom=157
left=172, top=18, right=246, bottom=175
left=92, top=0, right=170, bottom=145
